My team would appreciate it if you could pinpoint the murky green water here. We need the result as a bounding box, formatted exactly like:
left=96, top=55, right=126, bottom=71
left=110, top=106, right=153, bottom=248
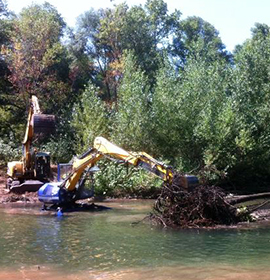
left=0, top=200, right=270, bottom=279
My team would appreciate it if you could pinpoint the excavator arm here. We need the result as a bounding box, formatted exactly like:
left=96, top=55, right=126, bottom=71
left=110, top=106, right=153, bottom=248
left=93, top=137, right=198, bottom=190
left=38, top=136, right=198, bottom=206
left=93, top=137, right=174, bottom=182
left=22, top=96, right=55, bottom=169
left=63, top=148, right=103, bottom=192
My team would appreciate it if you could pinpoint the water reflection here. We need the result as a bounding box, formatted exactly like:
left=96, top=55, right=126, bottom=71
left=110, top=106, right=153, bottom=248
left=0, top=265, right=270, bottom=280
left=0, top=201, right=270, bottom=275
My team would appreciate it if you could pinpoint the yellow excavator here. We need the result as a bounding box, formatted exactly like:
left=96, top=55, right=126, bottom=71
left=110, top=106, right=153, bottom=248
left=38, top=136, right=198, bottom=206
left=7, top=96, right=55, bottom=192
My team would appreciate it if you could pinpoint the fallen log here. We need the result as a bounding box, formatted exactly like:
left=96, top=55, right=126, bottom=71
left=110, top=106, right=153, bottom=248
left=228, top=192, right=270, bottom=205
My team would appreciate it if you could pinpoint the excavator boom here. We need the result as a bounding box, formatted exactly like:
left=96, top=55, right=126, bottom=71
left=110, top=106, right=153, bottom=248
left=38, top=137, right=198, bottom=206
left=93, top=137, right=174, bottom=181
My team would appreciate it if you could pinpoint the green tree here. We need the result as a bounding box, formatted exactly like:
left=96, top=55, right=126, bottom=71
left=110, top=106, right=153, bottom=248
left=152, top=53, right=233, bottom=176
left=229, top=23, right=270, bottom=189
left=71, top=7, right=114, bottom=100
left=172, top=16, right=231, bottom=67
left=151, top=59, right=181, bottom=159
left=0, top=0, right=17, bottom=140
left=71, top=0, right=181, bottom=102
left=111, top=52, right=151, bottom=151
left=72, top=82, right=110, bottom=153
left=3, top=2, right=71, bottom=114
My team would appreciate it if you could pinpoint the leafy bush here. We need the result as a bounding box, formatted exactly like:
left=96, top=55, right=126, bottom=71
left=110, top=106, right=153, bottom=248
left=152, top=56, right=233, bottom=175
left=92, top=160, right=162, bottom=197
left=225, top=23, right=270, bottom=190
left=72, top=82, right=110, bottom=153
left=41, top=136, right=74, bottom=163
left=112, top=52, right=152, bottom=151
left=0, top=138, right=21, bottom=164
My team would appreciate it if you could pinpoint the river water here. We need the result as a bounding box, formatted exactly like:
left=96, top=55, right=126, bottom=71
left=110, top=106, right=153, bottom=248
left=0, top=200, right=270, bottom=279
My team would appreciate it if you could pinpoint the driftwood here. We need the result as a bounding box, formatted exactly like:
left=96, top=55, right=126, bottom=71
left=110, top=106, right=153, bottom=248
left=151, top=173, right=240, bottom=228
left=228, top=192, right=270, bottom=205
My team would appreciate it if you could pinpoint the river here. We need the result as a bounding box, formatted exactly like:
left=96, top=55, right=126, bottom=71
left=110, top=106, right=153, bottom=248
left=0, top=200, right=270, bottom=279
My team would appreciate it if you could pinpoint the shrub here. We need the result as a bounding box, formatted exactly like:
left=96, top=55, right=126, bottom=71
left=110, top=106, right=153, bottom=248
left=0, top=138, right=20, bottom=164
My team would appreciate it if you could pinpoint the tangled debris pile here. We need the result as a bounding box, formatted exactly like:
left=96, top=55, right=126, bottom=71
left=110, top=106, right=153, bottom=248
left=152, top=173, right=241, bottom=228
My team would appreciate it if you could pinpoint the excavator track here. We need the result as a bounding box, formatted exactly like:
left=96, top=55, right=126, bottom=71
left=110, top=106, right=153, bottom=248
left=9, top=180, right=44, bottom=193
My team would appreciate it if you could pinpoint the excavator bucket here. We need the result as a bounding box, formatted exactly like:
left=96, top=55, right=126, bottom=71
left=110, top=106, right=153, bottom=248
left=33, top=114, right=55, bottom=134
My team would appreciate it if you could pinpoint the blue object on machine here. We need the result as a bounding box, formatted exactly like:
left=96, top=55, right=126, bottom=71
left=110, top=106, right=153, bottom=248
left=57, top=207, right=63, bottom=217
left=38, top=182, right=62, bottom=204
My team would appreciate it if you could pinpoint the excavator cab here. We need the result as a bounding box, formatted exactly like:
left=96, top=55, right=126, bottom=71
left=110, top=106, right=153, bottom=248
left=35, top=152, right=51, bottom=180
left=57, top=163, right=73, bottom=182
left=39, top=161, right=100, bottom=205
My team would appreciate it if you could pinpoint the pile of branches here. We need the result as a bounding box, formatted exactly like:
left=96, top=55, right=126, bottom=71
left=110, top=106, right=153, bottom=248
left=152, top=173, right=240, bottom=228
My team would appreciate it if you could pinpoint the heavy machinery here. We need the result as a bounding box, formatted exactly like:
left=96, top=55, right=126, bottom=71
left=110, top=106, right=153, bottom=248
left=38, top=136, right=198, bottom=207
left=7, top=96, right=55, bottom=192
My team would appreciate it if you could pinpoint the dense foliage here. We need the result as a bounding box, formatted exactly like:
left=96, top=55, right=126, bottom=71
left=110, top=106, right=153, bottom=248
left=1, top=0, right=270, bottom=193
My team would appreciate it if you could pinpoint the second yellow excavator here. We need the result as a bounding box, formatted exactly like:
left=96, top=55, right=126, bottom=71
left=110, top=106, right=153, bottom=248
left=7, top=96, right=55, bottom=192
left=38, top=137, right=198, bottom=206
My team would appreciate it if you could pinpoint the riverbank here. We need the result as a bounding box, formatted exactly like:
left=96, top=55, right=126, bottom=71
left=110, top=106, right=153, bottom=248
left=1, top=166, right=270, bottom=226
left=0, top=167, right=39, bottom=204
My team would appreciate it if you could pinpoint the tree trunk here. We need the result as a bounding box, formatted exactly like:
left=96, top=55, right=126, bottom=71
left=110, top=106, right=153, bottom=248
left=228, top=192, right=270, bottom=205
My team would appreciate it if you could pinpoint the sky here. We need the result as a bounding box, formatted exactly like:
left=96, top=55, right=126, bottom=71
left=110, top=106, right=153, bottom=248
left=6, top=0, right=270, bottom=52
